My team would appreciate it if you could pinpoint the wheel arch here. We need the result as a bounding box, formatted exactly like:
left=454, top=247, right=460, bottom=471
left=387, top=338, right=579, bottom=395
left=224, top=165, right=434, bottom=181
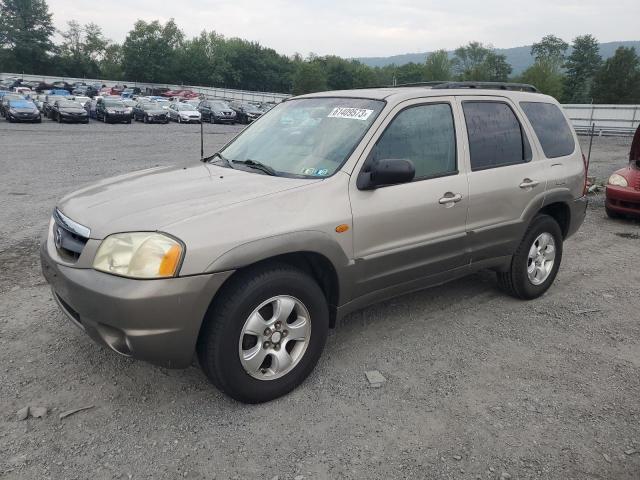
left=203, top=232, right=352, bottom=328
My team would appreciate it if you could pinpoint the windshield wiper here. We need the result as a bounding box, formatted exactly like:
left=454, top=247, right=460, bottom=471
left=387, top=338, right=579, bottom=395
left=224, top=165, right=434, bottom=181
left=202, top=151, right=233, bottom=168
left=232, top=159, right=276, bottom=176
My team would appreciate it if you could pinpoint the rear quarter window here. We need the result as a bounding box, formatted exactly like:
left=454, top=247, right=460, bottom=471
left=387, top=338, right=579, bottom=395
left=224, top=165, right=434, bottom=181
left=520, top=102, right=575, bottom=158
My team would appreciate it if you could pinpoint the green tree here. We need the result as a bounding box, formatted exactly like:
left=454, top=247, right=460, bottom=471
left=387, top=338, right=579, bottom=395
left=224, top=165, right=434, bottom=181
left=99, top=44, right=124, bottom=80
left=292, top=61, right=327, bottom=95
left=57, top=20, right=108, bottom=78
left=451, top=42, right=512, bottom=81
left=563, top=34, right=602, bottom=103
left=424, top=50, right=451, bottom=81
left=592, top=46, right=640, bottom=104
left=122, top=19, right=184, bottom=83
left=531, top=34, right=568, bottom=71
left=519, top=60, right=564, bottom=98
left=0, top=0, right=55, bottom=73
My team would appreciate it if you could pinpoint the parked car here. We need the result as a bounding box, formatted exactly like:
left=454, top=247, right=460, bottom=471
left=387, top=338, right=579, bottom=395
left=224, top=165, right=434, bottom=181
left=71, top=96, right=91, bottom=110
left=33, top=94, right=47, bottom=112
left=5, top=99, right=41, bottom=123
left=162, top=89, right=199, bottom=99
left=41, top=83, right=587, bottom=403
left=43, top=95, right=66, bottom=118
left=605, top=124, right=640, bottom=218
left=168, top=102, right=201, bottom=123
left=51, top=99, right=89, bottom=124
left=132, top=102, right=169, bottom=124
left=230, top=102, right=263, bottom=124
left=0, top=93, right=24, bottom=117
left=51, top=81, right=74, bottom=93
left=121, top=87, right=142, bottom=98
left=198, top=99, right=237, bottom=124
left=96, top=98, right=132, bottom=124
left=50, top=89, right=70, bottom=97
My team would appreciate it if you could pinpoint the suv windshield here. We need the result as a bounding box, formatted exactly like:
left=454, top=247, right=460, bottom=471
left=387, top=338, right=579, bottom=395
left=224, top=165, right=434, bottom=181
left=104, top=100, right=124, bottom=108
left=221, top=98, right=384, bottom=178
left=211, top=101, right=230, bottom=110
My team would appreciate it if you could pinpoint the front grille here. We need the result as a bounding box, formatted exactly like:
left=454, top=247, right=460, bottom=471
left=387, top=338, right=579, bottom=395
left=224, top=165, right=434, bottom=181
left=52, top=209, right=90, bottom=262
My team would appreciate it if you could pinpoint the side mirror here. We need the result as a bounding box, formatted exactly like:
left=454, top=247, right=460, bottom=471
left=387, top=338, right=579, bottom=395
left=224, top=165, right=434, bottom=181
left=357, top=158, right=415, bottom=190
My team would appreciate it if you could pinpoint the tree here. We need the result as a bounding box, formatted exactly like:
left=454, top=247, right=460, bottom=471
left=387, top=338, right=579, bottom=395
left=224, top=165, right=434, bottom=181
left=122, top=19, right=184, bottom=83
left=563, top=34, right=602, bottom=103
left=292, top=61, right=327, bottom=95
left=531, top=34, right=568, bottom=71
left=592, top=47, right=640, bottom=104
left=519, top=60, right=564, bottom=98
left=0, top=0, right=55, bottom=73
left=57, top=20, right=108, bottom=78
left=451, top=42, right=512, bottom=81
left=99, top=44, right=124, bottom=80
left=424, top=50, right=451, bottom=81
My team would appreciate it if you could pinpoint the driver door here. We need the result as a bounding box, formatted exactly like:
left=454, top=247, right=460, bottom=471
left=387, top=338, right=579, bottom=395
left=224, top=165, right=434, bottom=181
left=349, top=97, right=470, bottom=298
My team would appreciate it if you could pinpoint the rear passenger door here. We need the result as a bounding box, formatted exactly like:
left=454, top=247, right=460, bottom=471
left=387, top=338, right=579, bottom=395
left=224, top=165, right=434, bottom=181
left=458, top=97, right=546, bottom=263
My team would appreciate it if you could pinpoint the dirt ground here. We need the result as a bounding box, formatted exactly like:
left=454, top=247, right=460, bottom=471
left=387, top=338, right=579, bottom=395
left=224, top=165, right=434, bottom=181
left=1, top=120, right=639, bottom=480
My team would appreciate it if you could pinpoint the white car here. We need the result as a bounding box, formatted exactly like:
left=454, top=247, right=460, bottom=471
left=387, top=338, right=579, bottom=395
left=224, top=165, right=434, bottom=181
left=168, top=103, right=201, bottom=124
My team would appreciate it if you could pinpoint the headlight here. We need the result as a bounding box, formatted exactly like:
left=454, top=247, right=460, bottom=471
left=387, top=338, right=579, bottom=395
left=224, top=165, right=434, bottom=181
left=93, top=232, right=184, bottom=279
left=9, top=108, right=16, bottom=114
left=608, top=173, right=628, bottom=187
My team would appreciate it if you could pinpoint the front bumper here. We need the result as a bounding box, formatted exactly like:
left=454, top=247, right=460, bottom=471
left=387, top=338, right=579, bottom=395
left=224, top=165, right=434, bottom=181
left=147, top=115, right=168, bottom=123
left=606, top=185, right=640, bottom=216
left=60, top=114, right=88, bottom=123
left=213, top=114, right=236, bottom=123
left=40, top=241, right=233, bottom=368
left=105, top=113, right=130, bottom=122
left=8, top=112, right=40, bottom=122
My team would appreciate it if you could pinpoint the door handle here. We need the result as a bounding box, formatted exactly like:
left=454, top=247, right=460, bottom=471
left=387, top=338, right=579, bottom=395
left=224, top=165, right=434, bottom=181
left=519, top=178, right=540, bottom=189
left=439, top=193, right=463, bottom=205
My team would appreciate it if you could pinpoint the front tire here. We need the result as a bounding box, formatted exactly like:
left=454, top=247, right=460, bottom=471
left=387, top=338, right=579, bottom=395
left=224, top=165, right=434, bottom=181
left=197, top=263, right=329, bottom=403
left=497, top=214, right=563, bottom=300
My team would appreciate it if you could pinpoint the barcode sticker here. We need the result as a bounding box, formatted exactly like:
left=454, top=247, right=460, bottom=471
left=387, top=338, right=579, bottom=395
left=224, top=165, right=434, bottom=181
left=327, top=107, right=374, bottom=121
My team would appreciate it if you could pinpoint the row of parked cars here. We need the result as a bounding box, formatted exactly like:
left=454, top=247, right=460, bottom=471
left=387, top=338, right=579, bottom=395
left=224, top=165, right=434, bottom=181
left=0, top=84, right=274, bottom=125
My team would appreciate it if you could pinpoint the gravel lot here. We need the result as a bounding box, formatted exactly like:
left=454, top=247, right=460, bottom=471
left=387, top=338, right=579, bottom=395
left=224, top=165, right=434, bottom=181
left=1, top=118, right=639, bottom=480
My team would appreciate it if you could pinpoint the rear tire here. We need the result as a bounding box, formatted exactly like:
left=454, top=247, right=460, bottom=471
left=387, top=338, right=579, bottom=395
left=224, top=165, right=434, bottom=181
left=497, top=214, right=563, bottom=300
left=197, top=263, right=329, bottom=403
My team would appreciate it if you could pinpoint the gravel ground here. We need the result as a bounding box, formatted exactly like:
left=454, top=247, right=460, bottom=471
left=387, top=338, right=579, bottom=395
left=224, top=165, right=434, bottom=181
left=1, top=118, right=639, bottom=480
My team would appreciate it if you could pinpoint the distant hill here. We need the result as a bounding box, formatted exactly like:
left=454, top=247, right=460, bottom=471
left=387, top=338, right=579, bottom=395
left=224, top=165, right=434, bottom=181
left=356, top=41, right=640, bottom=75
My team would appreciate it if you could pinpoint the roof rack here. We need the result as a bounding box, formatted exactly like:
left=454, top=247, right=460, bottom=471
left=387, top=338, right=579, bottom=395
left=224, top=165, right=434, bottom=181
left=431, top=81, right=539, bottom=92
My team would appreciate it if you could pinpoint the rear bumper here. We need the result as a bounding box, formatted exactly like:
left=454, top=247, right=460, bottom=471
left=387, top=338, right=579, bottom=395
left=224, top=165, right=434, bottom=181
left=566, top=195, right=588, bottom=238
left=40, top=241, right=233, bottom=368
left=606, top=185, right=640, bottom=216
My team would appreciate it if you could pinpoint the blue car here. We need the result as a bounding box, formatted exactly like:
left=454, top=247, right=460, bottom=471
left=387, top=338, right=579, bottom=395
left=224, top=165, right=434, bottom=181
left=50, top=89, right=70, bottom=96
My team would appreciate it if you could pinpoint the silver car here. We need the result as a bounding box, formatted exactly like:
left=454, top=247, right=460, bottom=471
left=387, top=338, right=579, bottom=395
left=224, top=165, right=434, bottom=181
left=41, top=82, right=587, bottom=403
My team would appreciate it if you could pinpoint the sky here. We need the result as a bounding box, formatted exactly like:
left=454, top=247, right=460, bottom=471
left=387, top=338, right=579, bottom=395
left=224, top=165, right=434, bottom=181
left=46, top=0, right=640, bottom=58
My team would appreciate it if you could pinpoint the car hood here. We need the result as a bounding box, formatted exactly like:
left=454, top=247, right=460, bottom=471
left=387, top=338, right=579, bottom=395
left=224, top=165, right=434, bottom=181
left=58, top=163, right=320, bottom=239
left=13, top=107, right=37, bottom=113
left=146, top=109, right=166, bottom=115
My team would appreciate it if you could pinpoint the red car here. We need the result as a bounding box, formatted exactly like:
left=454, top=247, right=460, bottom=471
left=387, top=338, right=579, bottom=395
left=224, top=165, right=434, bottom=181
left=606, top=125, right=640, bottom=218
left=161, top=89, right=199, bottom=99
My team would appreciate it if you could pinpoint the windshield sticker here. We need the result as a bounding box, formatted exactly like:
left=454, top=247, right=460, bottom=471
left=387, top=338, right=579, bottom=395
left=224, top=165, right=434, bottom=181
left=328, top=107, right=374, bottom=121
left=316, top=169, right=329, bottom=176
left=303, top=167, right=317, bottom=175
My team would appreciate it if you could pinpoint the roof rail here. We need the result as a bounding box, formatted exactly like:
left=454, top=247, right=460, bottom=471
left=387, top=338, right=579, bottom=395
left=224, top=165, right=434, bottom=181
left=431, top=81, right=539, bottom=92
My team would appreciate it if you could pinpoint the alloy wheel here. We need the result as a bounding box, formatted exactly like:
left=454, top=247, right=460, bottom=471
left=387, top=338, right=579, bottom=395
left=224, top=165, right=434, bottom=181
left=527, top=232, right=556, bottom=285
left=238, top=295, right=311, bottom=381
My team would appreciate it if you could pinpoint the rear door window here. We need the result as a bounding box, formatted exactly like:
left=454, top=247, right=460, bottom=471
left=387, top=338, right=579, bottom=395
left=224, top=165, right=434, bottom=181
left=519, top=102, right=575, bottom=158
left=462, top=101, right=531, bottom=171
